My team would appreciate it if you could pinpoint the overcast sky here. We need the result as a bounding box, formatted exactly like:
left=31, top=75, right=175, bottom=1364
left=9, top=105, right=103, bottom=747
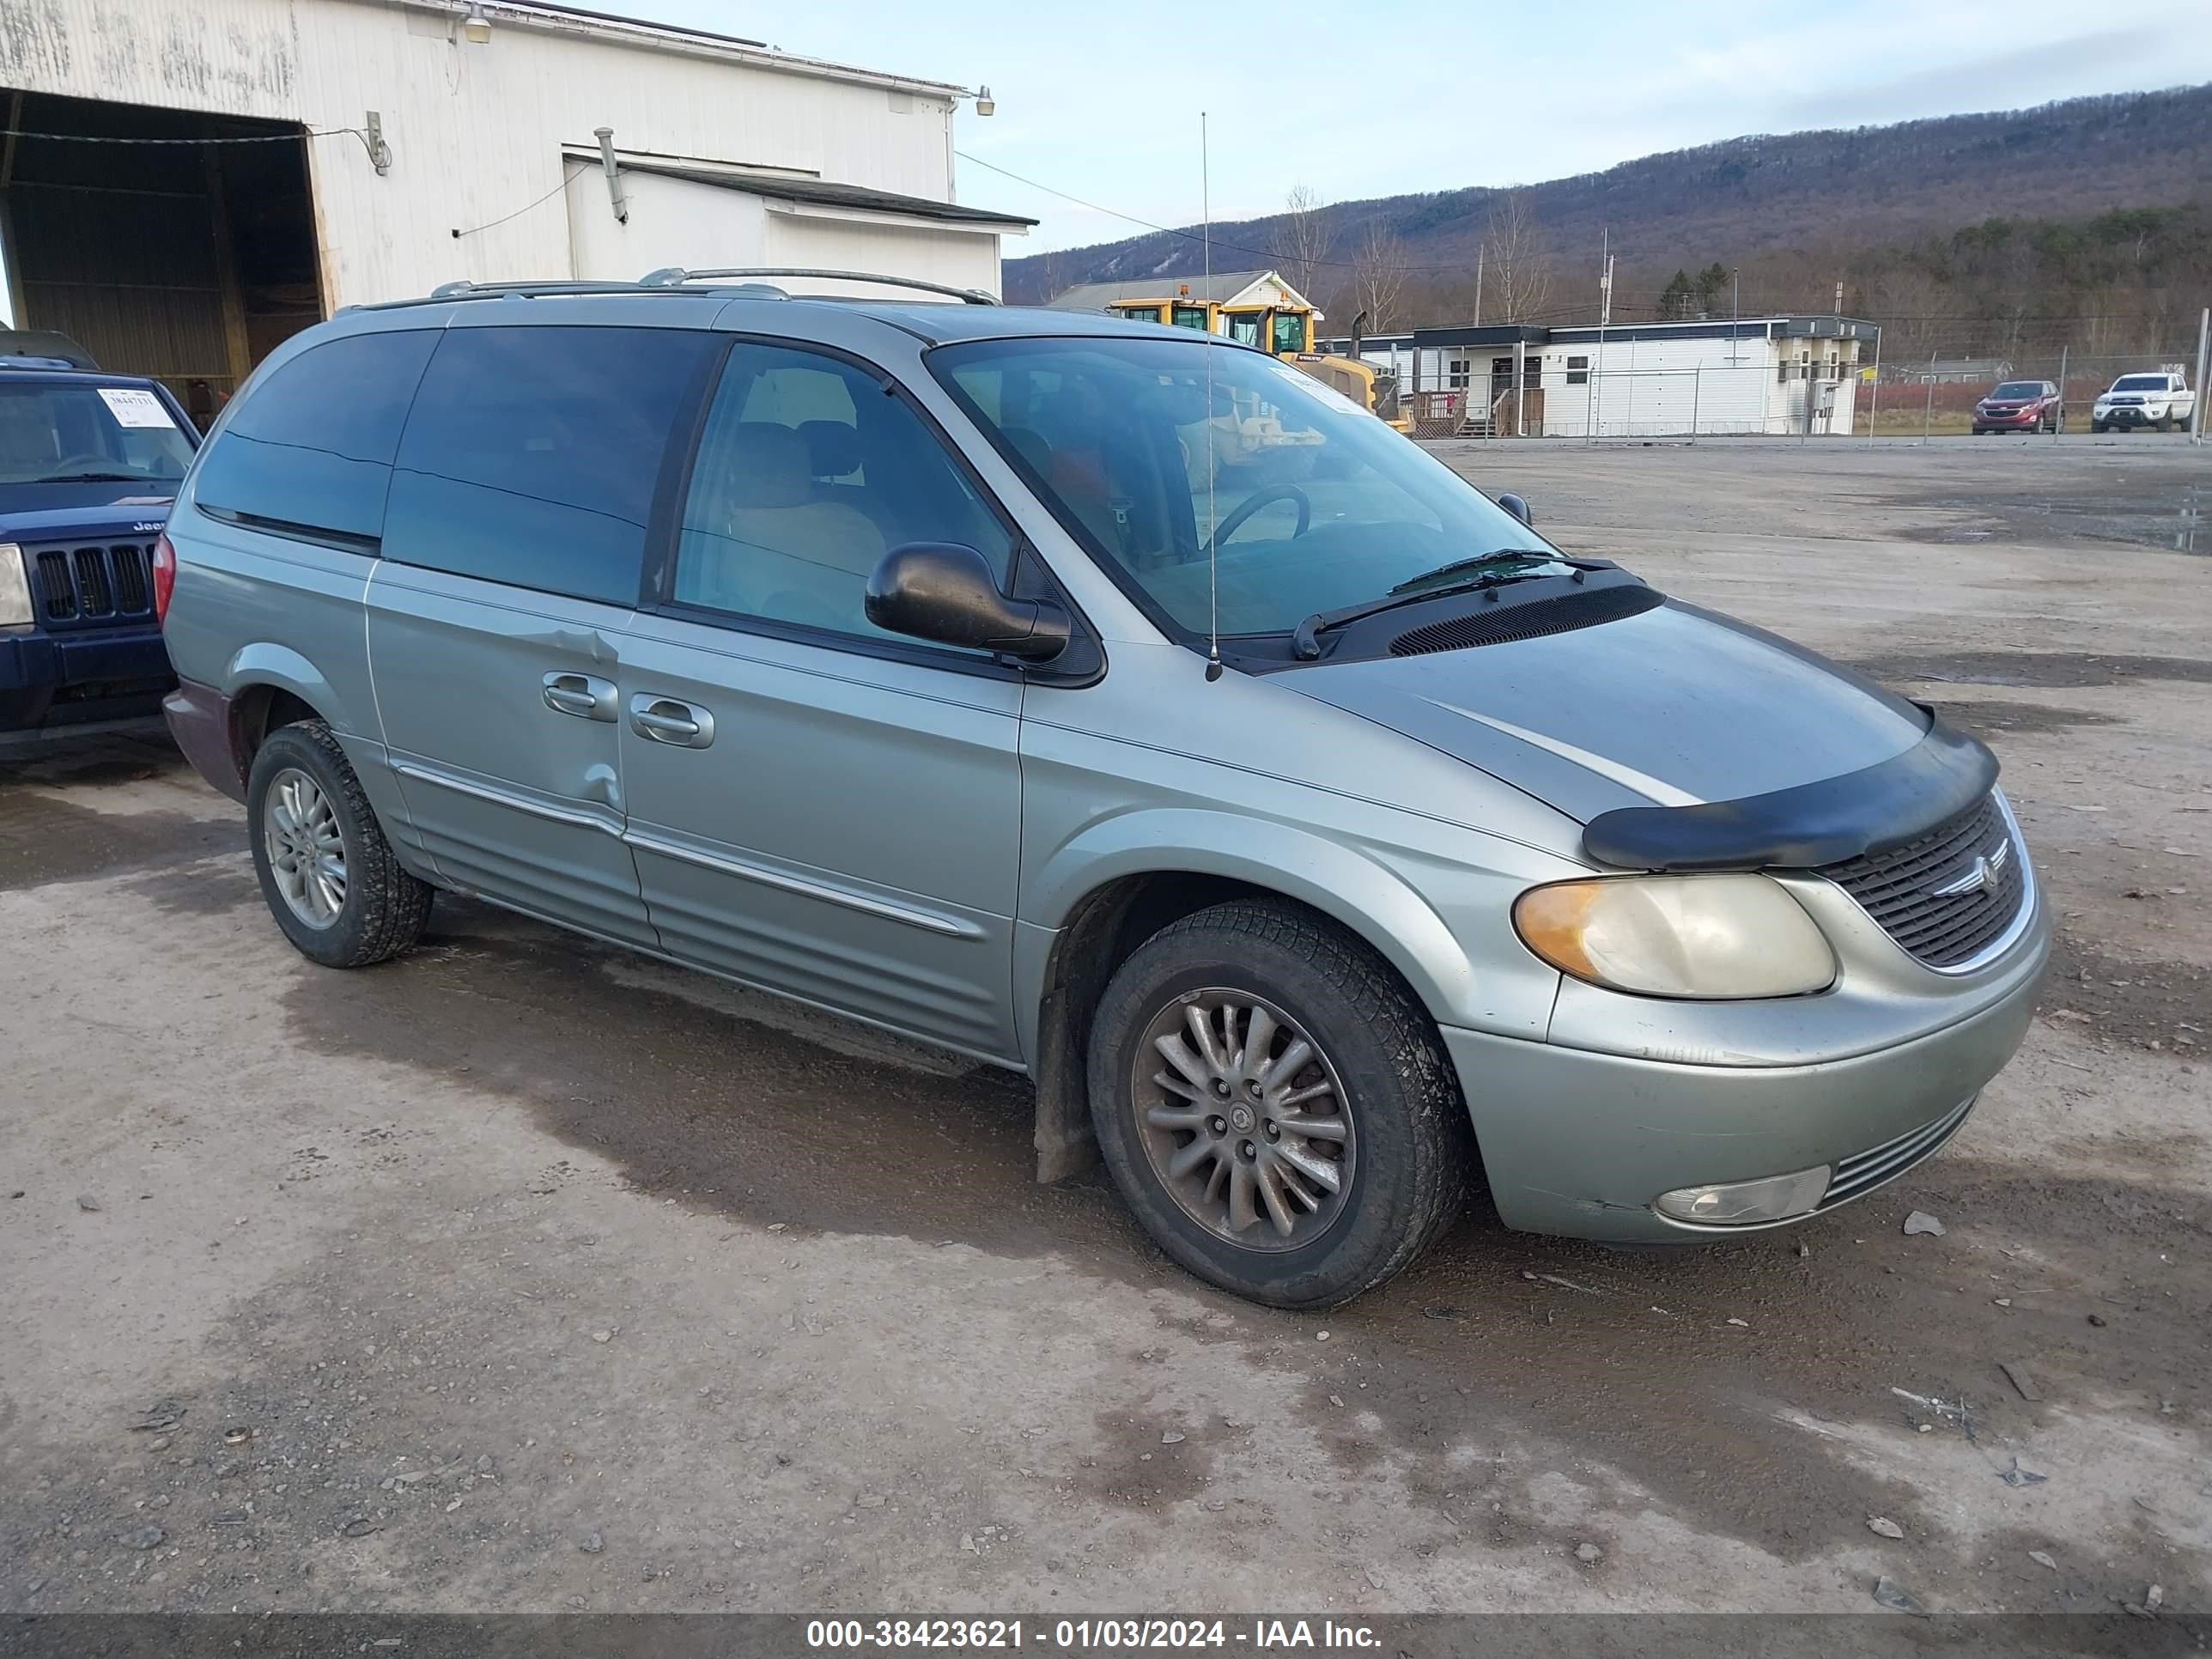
left=603, top=0, right=2212, bottom=254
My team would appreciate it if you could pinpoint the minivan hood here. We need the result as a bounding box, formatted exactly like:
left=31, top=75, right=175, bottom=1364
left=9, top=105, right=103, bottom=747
left=1291, top=599, right=1930, bottom=823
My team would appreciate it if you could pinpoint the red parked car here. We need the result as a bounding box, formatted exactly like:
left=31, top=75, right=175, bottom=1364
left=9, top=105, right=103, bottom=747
left=1972, top=380, right=2061, bottom=434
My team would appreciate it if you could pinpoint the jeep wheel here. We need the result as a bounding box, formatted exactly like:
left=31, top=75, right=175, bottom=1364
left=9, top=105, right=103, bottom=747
left=247, top=720, right=433, bottom=968
left=1086, top=899, right=1470, bottom=1309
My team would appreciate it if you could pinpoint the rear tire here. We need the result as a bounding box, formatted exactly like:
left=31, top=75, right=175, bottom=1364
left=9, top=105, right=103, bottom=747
left=1085, top=899, right=1469, bottom=1309
left=246, top=720, right=433, bottom=969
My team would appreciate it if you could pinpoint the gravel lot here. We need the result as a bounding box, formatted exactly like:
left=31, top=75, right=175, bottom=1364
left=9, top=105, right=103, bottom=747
left=2, top=435, right=2207, bottom=1618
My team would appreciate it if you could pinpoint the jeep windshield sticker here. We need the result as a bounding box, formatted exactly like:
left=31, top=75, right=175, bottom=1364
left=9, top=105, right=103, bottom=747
left=96, top=386, right=175, bottom=428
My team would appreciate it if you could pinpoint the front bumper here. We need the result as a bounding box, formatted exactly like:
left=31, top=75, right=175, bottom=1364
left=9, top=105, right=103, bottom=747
left=1973, top=408, right=2039, bottom=428
left=0, top=627, right=173, bottom=732
left=2095, top=406, right=2163, bottom=426
left=1440, top=932, right=2047, bottom=1244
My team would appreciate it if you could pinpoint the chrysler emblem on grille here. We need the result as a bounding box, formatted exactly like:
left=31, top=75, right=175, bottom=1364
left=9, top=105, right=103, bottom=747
left=1931, top=836, right=2011, bottom=897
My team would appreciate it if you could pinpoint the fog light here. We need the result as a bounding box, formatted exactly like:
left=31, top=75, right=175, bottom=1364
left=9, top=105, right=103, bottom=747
left=1656, top=1165, right=1830, bottom=1224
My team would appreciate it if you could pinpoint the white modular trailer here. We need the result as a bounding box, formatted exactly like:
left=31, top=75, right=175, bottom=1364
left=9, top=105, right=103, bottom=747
left=1322, top=317, right=1878, bottom=438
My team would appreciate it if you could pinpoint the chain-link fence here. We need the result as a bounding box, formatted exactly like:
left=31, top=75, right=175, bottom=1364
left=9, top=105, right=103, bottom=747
left=1872, top=349, right=2202, bottom=438
left=1413, top=361, right=1867, bottom=441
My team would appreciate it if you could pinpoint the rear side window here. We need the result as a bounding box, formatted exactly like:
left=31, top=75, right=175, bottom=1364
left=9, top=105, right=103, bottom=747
left=381, top=325, right=717, bottom=605
left=192, top=331, right=436, bottom=543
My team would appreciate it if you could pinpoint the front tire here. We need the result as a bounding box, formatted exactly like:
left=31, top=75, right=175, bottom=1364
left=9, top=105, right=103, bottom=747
left=1085, top=899, right=1470, bottom=1309
left=246, top=720, right=433, bottom=968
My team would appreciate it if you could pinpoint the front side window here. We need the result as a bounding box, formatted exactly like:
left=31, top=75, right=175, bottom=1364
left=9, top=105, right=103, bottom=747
left=1117, top=306, right=1165, bottom=325
left=382, top=325, right=717, bottom=605
left=1224, top=312, right=1264, bottom=347
left=0, top=383, right=197, bottom=488
left=1271, top=312, right=1307, bottom=356
left=672, top=343, right=1012, bottom=647
left=1171, top=306, right=1208, bottom=331
left=193, top=331, right=437, bottom=541
left=933, top=335, right=1557, bottom=640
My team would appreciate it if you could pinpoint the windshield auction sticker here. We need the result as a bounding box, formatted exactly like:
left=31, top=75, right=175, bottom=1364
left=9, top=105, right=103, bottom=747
left=96, top=386, right=176, bottom=428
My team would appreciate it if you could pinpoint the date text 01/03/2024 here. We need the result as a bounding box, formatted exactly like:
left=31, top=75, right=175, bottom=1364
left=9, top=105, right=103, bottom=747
left=804, top=1620, right=1384, bottom=1650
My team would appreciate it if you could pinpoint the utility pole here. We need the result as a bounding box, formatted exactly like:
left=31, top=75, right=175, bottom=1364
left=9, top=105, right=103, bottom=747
left=2192, top=306, right=2209, bottom=445
left=1833, top=279, right=1843, bottom=317
left=1864, top=330, right=1881, bottom=443
left=1730, top=267, right=1740, bottom=361
left=1473, top=246, right=1484, bottom=329
left=1589, top=232, right=1612, bottom=447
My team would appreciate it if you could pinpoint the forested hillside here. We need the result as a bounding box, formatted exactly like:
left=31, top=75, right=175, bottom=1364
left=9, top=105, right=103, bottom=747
left=1004, top=86, right=2212, bottom=358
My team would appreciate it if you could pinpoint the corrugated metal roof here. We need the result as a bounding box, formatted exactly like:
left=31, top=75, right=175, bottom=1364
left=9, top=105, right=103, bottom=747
left=595, top=159, right=1036, bottom=226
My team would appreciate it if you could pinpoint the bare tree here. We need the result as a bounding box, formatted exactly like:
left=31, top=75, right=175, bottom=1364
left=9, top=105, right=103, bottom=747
left=1036, top=247, right=1070, bottom=305
left=1481, top=191, right=1553, bottom=323
left=1351, top=223, right=1410, bottom=332
left=1270, top=185, right=1335, bottom=301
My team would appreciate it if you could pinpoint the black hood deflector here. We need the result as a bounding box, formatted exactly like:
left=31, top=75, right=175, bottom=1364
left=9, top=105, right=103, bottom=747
left=1582, top=712, right=1999, bottom=872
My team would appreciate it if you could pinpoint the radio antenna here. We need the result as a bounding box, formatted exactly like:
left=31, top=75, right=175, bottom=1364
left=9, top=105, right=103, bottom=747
left=1201, top=109, right=1222, bottom=684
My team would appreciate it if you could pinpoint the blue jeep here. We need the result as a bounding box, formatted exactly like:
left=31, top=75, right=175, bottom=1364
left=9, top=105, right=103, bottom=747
left=0, top=349, right=200, bottom=737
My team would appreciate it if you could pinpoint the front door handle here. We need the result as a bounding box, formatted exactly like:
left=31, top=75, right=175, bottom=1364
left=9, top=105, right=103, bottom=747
left=629, top=694, right=715, bottom=749
left=543, top=672, right=618, bottom=721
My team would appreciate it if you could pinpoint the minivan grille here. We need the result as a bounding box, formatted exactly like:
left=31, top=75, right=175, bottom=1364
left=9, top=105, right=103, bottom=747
left=1819, top=793, right=2026, bottom=968
left=25, top=541, right=155, bottom=624
left=1389, top=584, right=1662, bottom=657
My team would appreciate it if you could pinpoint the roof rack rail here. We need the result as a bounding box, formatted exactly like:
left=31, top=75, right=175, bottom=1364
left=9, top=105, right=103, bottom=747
left=351, top=278, right=738, bottom=313
left=425, top=278, right=659, bottom=300
left=640, top=266, right=999, bottom=306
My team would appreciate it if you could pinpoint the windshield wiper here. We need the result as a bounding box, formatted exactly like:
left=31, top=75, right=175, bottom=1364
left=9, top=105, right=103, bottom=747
left=1293, top=573, right=1534, bottom=659
left=34, top=471, right=144, bottom=483
left=1388, top=549, right=1552, bottom=595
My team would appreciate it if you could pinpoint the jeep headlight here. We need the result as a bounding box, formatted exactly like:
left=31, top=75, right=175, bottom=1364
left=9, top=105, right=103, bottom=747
left=0, top=544, right=32, bottom=627
left=1513, top=873, right=1836, bottom=1000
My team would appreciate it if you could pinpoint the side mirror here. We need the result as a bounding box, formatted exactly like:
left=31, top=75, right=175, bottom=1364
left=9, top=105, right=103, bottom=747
left=1496, top=491, right=1534, bottom=526
left=865, top=543, right=1072, bottom=663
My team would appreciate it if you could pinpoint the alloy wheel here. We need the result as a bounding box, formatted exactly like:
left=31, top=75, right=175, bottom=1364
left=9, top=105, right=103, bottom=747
left=263, top=767, right=347, bottom=929
left=1130, top=989, right=1355, bottom=1250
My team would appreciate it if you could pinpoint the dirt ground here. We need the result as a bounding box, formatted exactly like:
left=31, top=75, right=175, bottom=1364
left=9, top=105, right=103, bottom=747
left=2, top=436, right=2207, bottom=1620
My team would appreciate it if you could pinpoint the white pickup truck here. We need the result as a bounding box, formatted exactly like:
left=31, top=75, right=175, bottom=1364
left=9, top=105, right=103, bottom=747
left=2090, top=366, right=2197, bottom=433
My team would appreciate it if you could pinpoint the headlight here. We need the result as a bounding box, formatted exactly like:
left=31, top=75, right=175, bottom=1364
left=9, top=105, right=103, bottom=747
left=0, top=544, right=32, bottom=627
left=1513, top=873, right=1836, bottom=999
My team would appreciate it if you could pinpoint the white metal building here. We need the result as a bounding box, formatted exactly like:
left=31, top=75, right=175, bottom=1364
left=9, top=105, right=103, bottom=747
left=0, top=0, right=1029, bottom=405
left=1320, top=316, right=1878, bottom=438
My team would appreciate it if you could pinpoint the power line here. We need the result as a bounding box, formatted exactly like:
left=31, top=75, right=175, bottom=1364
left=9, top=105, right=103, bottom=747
left=0, top=125, right=362, bottom=145
left=957, top=149, right=1477, bottom=277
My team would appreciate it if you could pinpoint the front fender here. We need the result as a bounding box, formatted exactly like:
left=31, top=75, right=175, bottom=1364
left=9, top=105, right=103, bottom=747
left=1021, top=807, right=1484, bottom=1035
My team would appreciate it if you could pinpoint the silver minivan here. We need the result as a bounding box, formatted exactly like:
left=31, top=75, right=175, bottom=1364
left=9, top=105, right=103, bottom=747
left=157, top=273, right=2047, bottom=1308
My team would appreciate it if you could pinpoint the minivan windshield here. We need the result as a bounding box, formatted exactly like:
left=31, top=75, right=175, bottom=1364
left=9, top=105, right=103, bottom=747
left=0, top=382, right=195, bottom=486
left=931, top=337, right=1559, bottom=637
